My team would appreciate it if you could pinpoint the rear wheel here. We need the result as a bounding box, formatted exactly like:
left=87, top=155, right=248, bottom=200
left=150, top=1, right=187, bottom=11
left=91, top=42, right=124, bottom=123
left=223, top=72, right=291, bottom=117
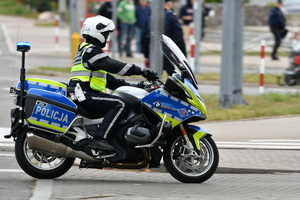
left=163, top=134, right=219, bottom=183
left=15, top=129, right=75, bottom=179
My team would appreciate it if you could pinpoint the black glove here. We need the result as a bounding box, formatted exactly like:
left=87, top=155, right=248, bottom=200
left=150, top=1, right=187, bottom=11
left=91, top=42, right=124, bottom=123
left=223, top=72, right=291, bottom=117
left=141, top=68, right=158, bottom=80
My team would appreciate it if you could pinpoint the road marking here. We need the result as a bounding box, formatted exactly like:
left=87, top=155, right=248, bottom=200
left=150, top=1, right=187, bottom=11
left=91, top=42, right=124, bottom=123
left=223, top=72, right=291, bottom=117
left=1, top=23, right=14, bottom=53
left=0, top=153, right=14, bottom=157
left=30, top=179, right=53, bottom=200
left=0, top=143, right=14, bottom=147
left=0, top=169, right=23, bottom=172
left=216, top=140, right=300, bottom=150
left=250, top=139, right=300, bottom=142
left=0, top=128, right=13, bottom=142
left=217, top=141, right=300, bottom=146
left=1, top=87, right=9, bottom=91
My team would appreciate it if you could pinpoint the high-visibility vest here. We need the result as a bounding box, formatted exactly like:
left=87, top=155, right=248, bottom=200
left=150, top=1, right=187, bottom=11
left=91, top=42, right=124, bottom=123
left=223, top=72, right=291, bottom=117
left=70, top=42, right=107, bottom=92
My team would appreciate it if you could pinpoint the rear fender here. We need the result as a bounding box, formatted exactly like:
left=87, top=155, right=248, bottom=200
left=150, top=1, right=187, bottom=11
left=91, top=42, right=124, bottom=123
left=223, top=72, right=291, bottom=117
left=187, top=125, right=211, bottom=150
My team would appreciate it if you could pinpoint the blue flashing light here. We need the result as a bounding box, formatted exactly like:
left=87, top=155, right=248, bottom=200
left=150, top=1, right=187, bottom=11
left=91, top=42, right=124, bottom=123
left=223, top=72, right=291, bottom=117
left=17, top=41, right=31, bottom=46
left=16, top=41, right=31, bottom=52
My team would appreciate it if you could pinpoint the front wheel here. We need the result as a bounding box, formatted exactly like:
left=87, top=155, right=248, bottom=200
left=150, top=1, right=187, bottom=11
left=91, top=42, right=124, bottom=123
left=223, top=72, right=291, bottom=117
left=163, top=135, right=219, bottom=183
left=15, top=129, right=75, bottom=179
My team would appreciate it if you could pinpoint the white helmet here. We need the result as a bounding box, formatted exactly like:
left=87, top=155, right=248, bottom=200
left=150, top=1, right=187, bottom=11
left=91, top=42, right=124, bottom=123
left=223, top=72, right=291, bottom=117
left=81, top=15, right=115, bottom=45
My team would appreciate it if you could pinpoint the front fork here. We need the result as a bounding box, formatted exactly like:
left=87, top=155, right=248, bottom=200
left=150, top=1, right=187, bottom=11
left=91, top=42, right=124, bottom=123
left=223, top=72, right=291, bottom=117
left=178, top=124, right=211, bottom=151
left=178, top=124, right=194, bottom=150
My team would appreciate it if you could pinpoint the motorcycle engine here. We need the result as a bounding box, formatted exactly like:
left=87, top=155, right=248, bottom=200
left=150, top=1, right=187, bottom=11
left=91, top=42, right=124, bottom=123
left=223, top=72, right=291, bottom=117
left=125, top=123, right=152, bottom=145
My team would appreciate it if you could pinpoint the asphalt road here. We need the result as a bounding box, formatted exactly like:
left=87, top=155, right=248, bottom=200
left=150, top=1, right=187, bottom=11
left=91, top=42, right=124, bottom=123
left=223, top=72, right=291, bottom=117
left=0, top=145, right=299, bottom=200
left=0, top=145, right=34, bottom=200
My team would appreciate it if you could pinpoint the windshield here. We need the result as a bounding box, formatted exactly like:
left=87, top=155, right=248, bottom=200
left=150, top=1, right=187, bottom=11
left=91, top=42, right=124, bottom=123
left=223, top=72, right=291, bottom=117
left=160, top=34, right=198, bottom=89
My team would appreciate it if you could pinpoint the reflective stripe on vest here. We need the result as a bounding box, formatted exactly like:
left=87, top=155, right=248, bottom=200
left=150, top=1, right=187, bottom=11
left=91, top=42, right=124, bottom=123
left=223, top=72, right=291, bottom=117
left=70, top=42, right=107, bottom=92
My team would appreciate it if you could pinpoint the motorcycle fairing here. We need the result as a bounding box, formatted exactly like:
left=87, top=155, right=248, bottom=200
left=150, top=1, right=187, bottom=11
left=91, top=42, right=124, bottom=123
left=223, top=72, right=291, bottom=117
left=175, top=77, right=207, bottom=117
left=187, top=125, right=210, bottom=150
left=141, top=88, right=202, bottom=127
left=16, top=78, right=67, bottom=96
left=160, top=34, right=198, bottom=89
left=160, top=35, right=206, bottom=117
left=25, top=88, right=77, bottom=132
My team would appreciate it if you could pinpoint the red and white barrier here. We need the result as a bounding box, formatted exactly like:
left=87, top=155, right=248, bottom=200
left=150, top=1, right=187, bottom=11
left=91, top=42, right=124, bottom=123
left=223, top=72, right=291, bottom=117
left=54, top=15, right=59, bottom=51
left=189, top=23, right=195, bottom=72
left=189, top=38, right=195, bottom=72
left=259, top=40, right=265, bottom=94
left=103, top=35, right=111, bottom=53
left=293, top=28, right=298, bottom=47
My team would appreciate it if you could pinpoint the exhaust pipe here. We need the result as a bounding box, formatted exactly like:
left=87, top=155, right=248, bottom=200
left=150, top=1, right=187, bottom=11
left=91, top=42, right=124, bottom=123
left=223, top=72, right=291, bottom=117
left=26, top=133, right=95, bottom=161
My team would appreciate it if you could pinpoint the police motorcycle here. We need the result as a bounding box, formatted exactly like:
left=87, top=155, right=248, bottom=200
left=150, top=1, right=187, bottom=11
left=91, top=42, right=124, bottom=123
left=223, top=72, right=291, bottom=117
left=6, top=35, right=219, bottom=183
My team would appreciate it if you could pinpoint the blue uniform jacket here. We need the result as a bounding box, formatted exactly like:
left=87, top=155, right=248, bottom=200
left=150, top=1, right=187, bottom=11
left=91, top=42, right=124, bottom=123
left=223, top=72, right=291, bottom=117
left=268, top=7, right=286, bottom=31
left=164, top=9, right=186, bottom=56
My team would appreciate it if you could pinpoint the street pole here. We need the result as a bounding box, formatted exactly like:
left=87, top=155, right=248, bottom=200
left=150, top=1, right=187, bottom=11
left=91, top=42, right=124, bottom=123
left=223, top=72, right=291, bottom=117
left=231, top=0, right=246, bottom=105
left=111, top=0, right=118, bottom=59
left=58, top=0, right=66, bottom=28
left=193, top=0, right=202, bottom=75
left=219, top=0, right=234, bottom=108
left=219, top=0, right=245, bottom=108
left=149, top=0, right=164, bottom=77
left=69, top=0, right=78, bottom=40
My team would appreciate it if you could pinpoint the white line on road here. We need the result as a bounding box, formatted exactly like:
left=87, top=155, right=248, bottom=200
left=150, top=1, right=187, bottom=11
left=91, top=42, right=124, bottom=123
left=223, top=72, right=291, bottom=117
left=0, top=143, right=14, bottom=147
left=0, top=169, right=23, bottom=172
left=1, top=23, right=14, bottom=53
left=0, top=153, right=14, bottom=157
left=250, top=139, right=300, bottom=142
left=0, top=127, right=13, bottom=143
left=0, top=87, right=9, bottom=91
left=217, top=141, right=300, bottom=146
left=216, top=144, right=300, bottom=150
left=30, top=179, right=53, bottom=200
left=216, top=140, right=300, bottom=150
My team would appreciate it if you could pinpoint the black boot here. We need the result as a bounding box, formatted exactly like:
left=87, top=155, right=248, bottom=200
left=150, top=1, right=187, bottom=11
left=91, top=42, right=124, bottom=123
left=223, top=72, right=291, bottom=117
left=89, top=138, right=116, bottom=152
left=272, top=55, right=279, bottom=60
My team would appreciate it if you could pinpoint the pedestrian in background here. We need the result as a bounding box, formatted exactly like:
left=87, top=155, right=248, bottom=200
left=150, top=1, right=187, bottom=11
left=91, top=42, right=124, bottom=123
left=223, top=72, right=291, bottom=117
left=268, top=0, right=288, bottom=60
left=164, top=0, right=186, bottom=75
left=141, top=0, right=186, bottom=75
left=98, top=1, right=121, bottom=42
left=179, top=0, right=211, bottom=42
left=135, top=0, right=151, bottom=56
left=117, top=0, right=136, bottom=57
left=98, top=1, right=113, bottom=19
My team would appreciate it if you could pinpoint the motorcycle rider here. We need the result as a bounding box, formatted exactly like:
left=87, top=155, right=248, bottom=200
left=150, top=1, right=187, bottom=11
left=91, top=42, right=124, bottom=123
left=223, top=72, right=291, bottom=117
left=69, top=15, right=157, bottom=152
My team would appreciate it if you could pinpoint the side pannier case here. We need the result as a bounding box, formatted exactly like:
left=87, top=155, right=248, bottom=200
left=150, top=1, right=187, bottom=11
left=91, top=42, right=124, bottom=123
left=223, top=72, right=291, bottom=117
left=25, top=88, right=77, bottom=133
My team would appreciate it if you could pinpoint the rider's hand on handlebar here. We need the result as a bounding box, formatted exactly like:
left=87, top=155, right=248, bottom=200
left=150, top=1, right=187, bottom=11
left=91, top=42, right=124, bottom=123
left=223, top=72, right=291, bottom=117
left=141, top=68, right=159, bottom=80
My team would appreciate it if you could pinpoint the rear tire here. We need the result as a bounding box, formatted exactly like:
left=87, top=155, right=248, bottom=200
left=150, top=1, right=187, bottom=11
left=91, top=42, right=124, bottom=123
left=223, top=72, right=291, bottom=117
left=15, top=129, right=75, bottom=179
left=163, top=135, right=219, bottom=183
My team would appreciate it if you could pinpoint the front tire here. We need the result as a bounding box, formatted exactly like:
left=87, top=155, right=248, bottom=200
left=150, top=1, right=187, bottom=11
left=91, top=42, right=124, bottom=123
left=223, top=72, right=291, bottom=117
left=15, top=129, right=75, bottom=179
left=163, top=135, right=219, bottom=183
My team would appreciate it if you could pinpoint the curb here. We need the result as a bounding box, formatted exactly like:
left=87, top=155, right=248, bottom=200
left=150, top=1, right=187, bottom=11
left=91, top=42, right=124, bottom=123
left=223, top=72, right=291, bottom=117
left=73, top=160, right=300, bottom=175
left=147, top=164, right=300, bottom=174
